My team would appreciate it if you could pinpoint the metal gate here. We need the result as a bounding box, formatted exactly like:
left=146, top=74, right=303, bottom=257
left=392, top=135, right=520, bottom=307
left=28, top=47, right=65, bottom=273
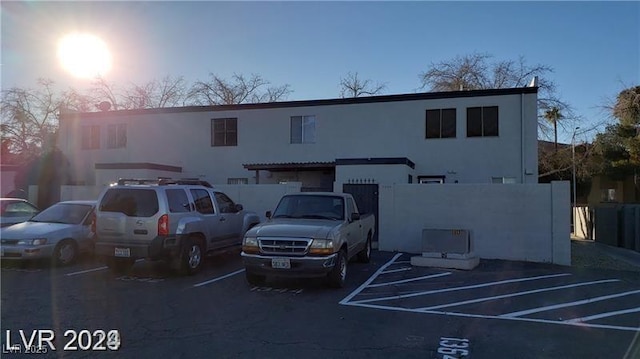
left=343, top=184, right=379, bottom=243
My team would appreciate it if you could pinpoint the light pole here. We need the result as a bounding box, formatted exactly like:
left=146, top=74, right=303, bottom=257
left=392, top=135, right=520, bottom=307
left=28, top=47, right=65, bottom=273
left=572, top=127, right=580, bottom=237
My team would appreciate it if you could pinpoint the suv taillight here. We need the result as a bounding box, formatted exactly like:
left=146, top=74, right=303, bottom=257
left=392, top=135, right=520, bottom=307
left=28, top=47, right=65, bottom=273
left=158, top=214, right=169, bottom=236
left=91, top=213, right=96, bottom=233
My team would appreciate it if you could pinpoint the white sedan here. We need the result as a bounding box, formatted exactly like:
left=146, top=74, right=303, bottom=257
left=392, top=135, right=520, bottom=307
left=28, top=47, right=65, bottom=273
left=0, top=200, right=96, bottom=266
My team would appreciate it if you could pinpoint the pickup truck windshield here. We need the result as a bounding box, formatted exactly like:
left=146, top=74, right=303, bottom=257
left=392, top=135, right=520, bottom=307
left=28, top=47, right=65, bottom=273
left=272, top=195, right=344, bottom=221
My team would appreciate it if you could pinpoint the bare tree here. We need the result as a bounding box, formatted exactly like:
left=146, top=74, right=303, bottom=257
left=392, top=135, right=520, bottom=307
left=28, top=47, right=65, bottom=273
left=1, top=78, right=62, bottom=159
left=122, top=76, right=189, bottom=109
left=187, top=73, right=292, bottom=105
left=418, top=53, right=577, bottom=139
left=89, top=77, right=123, bottom=110
left=339, top=72, right=386, bottom=98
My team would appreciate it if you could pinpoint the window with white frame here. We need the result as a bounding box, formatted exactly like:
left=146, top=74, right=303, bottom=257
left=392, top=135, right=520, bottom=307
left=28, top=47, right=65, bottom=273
left=492, top=177, right=517, bottom=184
left=290, top=115, right=316, bottom=144
left=81, top=125, right=100, bottom=149
left=227, top=178, right=248, bottom=185
left=107, top=123, right=127, bottom=149
left=418, top=176, right=445, bottom=184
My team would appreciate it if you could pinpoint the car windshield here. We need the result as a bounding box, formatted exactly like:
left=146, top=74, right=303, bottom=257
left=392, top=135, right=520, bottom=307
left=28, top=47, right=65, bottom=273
left=29, top=203, right=92, bottom=225
left=272, top=195, right=344, bottom=220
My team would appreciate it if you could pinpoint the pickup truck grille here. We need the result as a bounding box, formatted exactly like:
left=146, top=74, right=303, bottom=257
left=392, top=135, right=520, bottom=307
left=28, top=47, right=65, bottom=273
left=258, top=237, right=312, bottom=256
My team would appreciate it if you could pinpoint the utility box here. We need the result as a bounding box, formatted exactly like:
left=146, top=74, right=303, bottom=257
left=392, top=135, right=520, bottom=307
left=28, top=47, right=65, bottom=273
left=411, top=228, right=479, bottom=270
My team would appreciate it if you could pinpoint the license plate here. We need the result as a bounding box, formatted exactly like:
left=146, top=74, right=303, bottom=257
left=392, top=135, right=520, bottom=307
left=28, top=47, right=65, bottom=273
left=272, top=258, right=290, bottom=269
left=114, top=248, right=131, bottom=258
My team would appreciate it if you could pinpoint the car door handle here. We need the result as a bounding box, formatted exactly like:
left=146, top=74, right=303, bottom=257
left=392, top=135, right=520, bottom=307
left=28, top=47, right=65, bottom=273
left=219, top=217, right=226, bottom=222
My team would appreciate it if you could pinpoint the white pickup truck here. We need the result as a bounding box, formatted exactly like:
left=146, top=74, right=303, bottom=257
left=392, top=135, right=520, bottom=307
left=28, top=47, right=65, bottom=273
left=241, top=192, right=375, bottom=288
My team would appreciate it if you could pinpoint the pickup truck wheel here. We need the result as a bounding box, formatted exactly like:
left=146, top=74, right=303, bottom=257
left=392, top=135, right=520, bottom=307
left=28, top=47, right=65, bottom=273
left=52, top=239, right=78, bottom=267
left=245, top=271, right=266, bottom=286
left=357, top=235, right=372, bottom=263
left=327, top=249, right=347, bottom=288
left=105, top=257, right=135, bottom=274
left=177, top=238, right=203, bottom=276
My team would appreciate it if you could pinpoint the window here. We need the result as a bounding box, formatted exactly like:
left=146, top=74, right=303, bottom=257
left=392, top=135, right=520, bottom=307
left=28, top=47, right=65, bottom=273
left=290, top=115, right=316, bottom=144
left=99, top=189, right=159, bottom=217
left=214, top=192, right=237, bottom=213
left=601, top=189, right=617, bottom=202
left=492, top=177, right=517, bottom=184
left=467, top=106, right=499, bottom=137
left=166, top=189, right=190, bottom=213
left=418, top=176, right=445, bottom=184
left=107, top=124, right=127, bottom=149
left=1, top=201, right=39, bottom=217
left=346, top=198, right=356, bottom=219
left=212, top=118, right=238, bottom=146
left=190, top=189, right=215, bottom=214
left=81, top=125, right=100, bottom=149
left=227, top=178, right=249, bottom=185
left=425, top=108, right=456, bottom=138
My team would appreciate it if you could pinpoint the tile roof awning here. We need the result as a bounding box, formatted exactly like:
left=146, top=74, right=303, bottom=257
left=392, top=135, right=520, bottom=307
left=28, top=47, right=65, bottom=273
left=243, top=162, right=336, bottom=171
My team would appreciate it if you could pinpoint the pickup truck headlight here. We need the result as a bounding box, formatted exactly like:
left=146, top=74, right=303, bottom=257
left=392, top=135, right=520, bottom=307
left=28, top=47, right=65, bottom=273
left=17, top=238, right=47, bottom=246
left=309, top=239, right=334, bottom=255
left=242, top=236, right=260, bottom=254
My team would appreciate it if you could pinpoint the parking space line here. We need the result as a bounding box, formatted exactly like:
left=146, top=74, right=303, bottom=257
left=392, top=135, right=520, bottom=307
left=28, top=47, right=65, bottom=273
left=565, top=307, right=640, bottom=324
left=65, top=266, right=108, bottom=276
left=417, top=279, right=620, bottom=311
left=339, top=253, right=403, bottom=305
left=367, top=272, right=451, bottom=288
left=64, top=259, right=144, bottom=277
left=380, top=267, right=413, bottom=274
left=192, top=269, right=245, bottom=287
left=342, top=301, right=640, bottom=332
left=501, top=289, right=640, bottom=318
left=350, top=273, right=572, bottom=304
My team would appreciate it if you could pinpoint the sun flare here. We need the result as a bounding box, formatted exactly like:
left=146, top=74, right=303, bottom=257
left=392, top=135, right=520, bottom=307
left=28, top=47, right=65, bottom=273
left=57, top=33, right=112, bottom=79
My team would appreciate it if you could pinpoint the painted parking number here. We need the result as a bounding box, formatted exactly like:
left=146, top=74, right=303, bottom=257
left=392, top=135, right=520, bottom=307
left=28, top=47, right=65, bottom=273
left=438, top=337, right=469, bottom=358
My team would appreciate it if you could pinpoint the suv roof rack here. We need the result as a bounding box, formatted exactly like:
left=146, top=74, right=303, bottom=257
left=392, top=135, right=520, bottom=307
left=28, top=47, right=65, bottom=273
left=116, top=178, right=213, bottom=188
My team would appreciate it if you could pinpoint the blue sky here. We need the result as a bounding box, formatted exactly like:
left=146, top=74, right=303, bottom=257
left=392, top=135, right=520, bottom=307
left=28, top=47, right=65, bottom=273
left=1, top=1, right=638, bottom=143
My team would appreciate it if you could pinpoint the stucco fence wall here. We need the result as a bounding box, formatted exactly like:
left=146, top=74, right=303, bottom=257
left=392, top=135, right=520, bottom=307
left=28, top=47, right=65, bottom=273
left=29, top=183, right=302, bottom=222
left=377, top=182, right=570, bottom=265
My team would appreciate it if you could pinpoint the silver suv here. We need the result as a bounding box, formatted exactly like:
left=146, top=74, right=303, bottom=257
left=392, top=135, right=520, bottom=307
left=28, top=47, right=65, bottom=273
left=94, top=179, right=260, bottom=275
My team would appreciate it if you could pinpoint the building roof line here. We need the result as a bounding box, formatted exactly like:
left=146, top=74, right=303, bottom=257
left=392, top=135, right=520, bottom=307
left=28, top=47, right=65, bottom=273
left=62, top=86, right=538, bottom=119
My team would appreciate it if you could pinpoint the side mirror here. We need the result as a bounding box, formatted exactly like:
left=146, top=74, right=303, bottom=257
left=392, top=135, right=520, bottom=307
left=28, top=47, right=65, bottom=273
left=265, top=211, right=272, bottom=219
left=350, top=212, right=360, bottom=221
left=235, top=203, right=243, bottom=212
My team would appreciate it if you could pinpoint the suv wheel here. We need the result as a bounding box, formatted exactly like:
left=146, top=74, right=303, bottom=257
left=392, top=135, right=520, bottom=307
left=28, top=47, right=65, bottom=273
left=105, top=257, right=135, bottom=275
left=177, top=238, right=203, bottom=275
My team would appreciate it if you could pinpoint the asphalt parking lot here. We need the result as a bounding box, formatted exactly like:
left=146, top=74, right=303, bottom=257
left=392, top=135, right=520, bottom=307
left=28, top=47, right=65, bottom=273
left=1, top=249, right=639, bottom=358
